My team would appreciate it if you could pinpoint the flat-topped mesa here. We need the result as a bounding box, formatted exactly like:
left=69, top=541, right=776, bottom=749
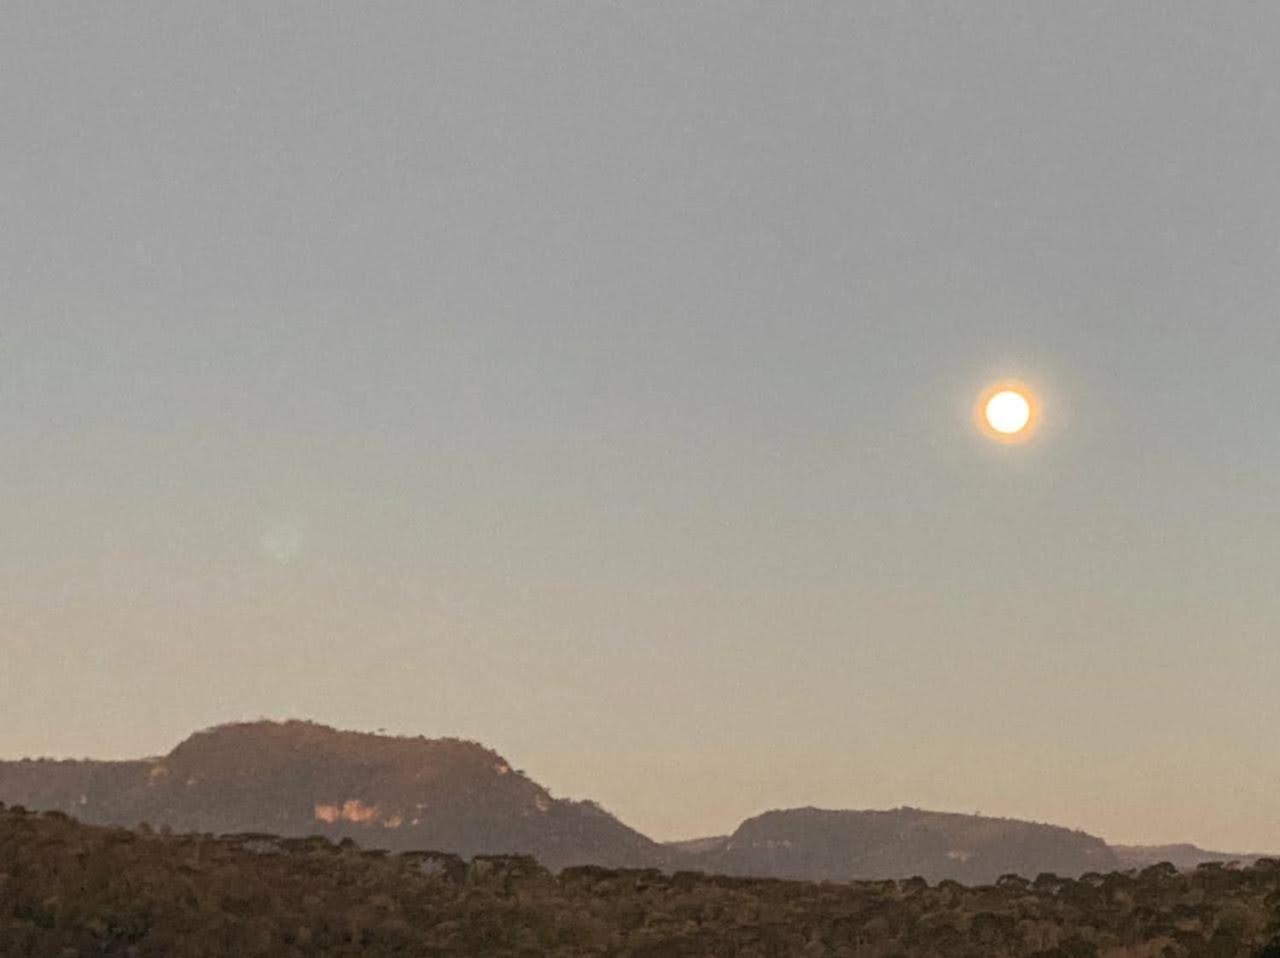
left=8, top=722, right=1270, bottom=883
left=678, top=805, right=1118, bottom=884
left=0, top=720, right=667, bottom=871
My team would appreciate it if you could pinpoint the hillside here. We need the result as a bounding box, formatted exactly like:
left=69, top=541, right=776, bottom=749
left=4, top=805, right=1280, bottom=957
left=1113, top=843, right=1274, bottom=871
left=0, top=721, right=666, bottom=871
left=5, top=721, right=1271, bottom=884
left=664, top=835, right=731, bottom=856
left=680, top=806, right=1118, bottom=884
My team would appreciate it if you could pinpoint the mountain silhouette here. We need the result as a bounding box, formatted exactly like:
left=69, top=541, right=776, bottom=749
left=673, top=806, right=1118, bottom=884
left=0, top=720, right=666, bottom=870
left=1112, top=843, right=1273, bottom=871
left=1, top=720, right=1266, bottom=882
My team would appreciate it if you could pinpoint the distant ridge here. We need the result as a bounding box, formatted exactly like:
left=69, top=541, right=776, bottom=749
left=0, top=720, right=666, bottom=871
left=673, top=806, right=1118, bottom=885
left=1112, top=843, right=1274, bottom=871
left=2, top=720, right=1270, bottom=881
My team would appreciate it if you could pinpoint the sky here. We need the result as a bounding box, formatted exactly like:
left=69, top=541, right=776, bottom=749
left=2, top=2, right=1279, bottom=851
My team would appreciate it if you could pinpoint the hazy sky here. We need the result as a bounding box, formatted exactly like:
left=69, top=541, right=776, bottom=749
left=3, top=3, right=1279, bottom=851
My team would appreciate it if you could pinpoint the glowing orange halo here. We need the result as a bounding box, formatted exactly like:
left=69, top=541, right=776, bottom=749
left=974, top=381, right=1040, bottom=444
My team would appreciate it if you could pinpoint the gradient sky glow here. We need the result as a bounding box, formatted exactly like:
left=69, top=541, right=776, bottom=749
left=3, top=3, right=1280, bottom=851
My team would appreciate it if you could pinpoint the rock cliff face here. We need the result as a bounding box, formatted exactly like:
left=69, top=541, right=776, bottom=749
left=679, top=806, right=1118, bottom=884
left=0, top=721, right=667, bottom=871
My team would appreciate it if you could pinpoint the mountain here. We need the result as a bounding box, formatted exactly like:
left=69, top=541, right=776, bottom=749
left=676, top=806, right=1118, bottom=884
left=664, top=835, right=730, bottom=856
left=1112, top=843, right=1273, bottom=871
left=0, top=720, right=667, bottom=871
left=5, top=721, right=1267, bottom=883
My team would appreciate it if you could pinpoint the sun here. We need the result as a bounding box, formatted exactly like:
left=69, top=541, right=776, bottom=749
left=986, top=390, right=1030, bottom=434
left=975, top=382, right=1039, bottom=443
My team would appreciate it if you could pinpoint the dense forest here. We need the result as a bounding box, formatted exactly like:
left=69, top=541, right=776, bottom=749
left=4, top=804, right=1280, bottom=957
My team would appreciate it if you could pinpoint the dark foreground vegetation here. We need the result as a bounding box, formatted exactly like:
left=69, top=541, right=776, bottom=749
left=3, top=805, right=1280, bottom=957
